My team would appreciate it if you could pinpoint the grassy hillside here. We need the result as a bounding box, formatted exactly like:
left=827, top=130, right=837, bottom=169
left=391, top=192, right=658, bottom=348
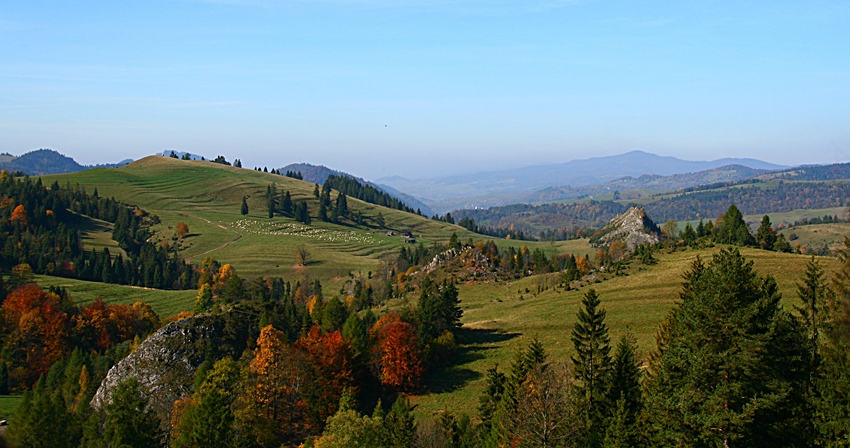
left=410, top=245, right=840, bottom=417
left=42, top=157, right=582, bottom=290
left=35, top=275, right=195, bottom=318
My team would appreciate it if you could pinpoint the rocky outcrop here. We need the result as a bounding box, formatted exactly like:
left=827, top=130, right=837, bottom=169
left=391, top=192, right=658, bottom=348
left=591, top=206, right=661, bottom=250
left=91, top=315, right=217, bottom=431
left=422, top=247, right=493, bottom=278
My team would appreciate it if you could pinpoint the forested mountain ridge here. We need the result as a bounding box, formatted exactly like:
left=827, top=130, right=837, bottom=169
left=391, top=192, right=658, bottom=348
left=453, top=179, right=850, bottom=239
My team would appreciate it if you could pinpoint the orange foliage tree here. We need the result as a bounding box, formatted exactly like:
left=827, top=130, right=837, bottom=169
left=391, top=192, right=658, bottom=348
left=175, top=221, right=190, bottom=239
left=1, top=284, right=70, bottom=386
left=10, top=204, right=28, bottom=225
left=294, top=327, right=355, bottom=427
left=249, top=325, right=315, bottom=439
left=374, top=320, right=423, bottom=392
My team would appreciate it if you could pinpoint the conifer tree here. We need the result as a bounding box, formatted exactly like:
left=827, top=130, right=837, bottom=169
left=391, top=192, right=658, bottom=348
left=813, top=237, right=850, bottom=443
left=95, top=377, right=161, bottom=448
left=571, top=288, right=612, bottom=441
left=756, top=215, right=777, bottom=250
left=241, top=196, right=249, bottom=215
left=282, top=190, right=292, bottom=215
left=795, top=256, right=828, bottom=351
left=606, top=335, right=641, bottom=418
left=382, top=396, right=416, bottom=448
left=643, top=248, right=811, bottom=447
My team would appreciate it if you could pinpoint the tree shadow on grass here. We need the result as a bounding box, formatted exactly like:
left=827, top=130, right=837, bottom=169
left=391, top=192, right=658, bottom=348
left=423, top=327, right=519, bottom=394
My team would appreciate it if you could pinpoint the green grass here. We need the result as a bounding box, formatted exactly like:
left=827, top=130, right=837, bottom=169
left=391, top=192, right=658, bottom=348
left=780, top=223, right=850, bottom=254
left=34, top=275, right=196, bottom=318
left=409, top=246, right=840, bottom=418
left=42, top=157, right=595, bottom=291
left=0, top=394, right=22, bottom=418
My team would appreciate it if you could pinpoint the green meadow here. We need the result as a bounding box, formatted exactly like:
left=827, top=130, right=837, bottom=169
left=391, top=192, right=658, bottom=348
left=410, top=245, right=840, bottom=418
left=34, top=275, right=196, bottom=319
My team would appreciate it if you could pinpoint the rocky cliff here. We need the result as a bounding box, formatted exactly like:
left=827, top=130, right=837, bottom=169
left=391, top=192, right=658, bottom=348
left=591, top=206, right=661, bottom=250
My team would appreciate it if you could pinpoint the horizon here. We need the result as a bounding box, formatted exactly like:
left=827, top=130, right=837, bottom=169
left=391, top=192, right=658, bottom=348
left=3, top=1, right=849, bottom=179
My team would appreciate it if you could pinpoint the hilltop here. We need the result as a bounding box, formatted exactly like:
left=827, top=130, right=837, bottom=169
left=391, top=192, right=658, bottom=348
left=0, top=148, right=131, bottom=175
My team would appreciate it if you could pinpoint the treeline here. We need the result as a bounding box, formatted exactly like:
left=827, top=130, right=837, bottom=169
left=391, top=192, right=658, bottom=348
left=323, top=175, right=419, bottom=215
left=454, top=200, right=628, bottom=241
left=646, top=180, right=850, bottom=222
left=0, top=171, right=197, bottom=289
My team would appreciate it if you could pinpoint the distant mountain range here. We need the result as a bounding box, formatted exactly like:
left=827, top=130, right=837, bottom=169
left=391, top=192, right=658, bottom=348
left=0, top=149, right=132, bottom=176
left=378, top=151, right=790, bottom=212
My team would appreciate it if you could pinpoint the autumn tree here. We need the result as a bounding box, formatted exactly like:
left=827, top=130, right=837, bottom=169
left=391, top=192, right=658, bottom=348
left=374, top=320, right=423, bottom=391
left=11, top=204, right=28, bottom=225
left=504, top=363, right=585, bottom=448
left=295, top=327, right=355, bottom=429
left=242, top=325, right=315, bottom=444
left=175, top=221, right=189, bottom=239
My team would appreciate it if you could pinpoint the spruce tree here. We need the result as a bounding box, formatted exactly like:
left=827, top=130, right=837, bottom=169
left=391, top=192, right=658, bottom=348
left=241, top=196, right=249, bottom=215
left=282, top=190, right=292, bottom=215
left=571, top=288, right=612, bottom=433
left=756, top=215, right=777, bottom=250
left=795, top=256, right=828, bottom=352
left=606, top=335, right=641, bottom=418
left=643, top=248, right=811, bottom=447
left=813, top=237, right=850, bottom=443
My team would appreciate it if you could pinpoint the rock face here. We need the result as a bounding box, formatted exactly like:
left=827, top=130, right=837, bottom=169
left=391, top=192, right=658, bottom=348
left=592, top=206, right=661, bottom=250
left=422, top=247, right=493, bottom=278
left=91, top=316, right=216, bottom=430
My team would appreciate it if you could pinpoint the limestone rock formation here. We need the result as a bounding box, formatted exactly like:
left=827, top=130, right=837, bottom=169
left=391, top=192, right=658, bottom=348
left=591, top=206, right=661, bottom=250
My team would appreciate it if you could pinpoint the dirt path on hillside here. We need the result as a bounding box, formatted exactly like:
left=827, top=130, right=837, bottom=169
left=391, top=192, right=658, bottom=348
left=179, top=213, right=243, bottom=262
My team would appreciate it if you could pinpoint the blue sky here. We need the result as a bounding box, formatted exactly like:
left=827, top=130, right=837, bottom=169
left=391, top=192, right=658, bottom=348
left=2, top=1, right=849, bottom=179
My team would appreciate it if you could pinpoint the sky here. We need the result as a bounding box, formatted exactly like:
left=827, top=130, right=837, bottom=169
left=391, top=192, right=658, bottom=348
left=2, top=1, right=849, bottom=180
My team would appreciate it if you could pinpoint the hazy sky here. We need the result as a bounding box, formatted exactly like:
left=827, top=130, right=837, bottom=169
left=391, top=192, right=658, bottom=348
left=2, top=1, right=849, bottom=179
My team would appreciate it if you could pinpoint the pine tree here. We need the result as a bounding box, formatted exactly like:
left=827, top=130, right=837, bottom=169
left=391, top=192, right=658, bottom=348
left=643, top=248, right=811, bottom=447
left=571, top=289, right=611, bottom=431
left=813, top=237, right=850, bottom=444
left=241, top=196, right=249, bottom=215
left=606, top=335, right=641, bottom=418
left=756, top=215, right=777, bottom=250
left=282, top=190, right=292, bottom=215
left=795, top=256, right=828, bottom=352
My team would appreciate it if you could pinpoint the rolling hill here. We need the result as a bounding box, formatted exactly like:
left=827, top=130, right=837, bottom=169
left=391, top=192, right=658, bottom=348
left=40, top=156, right=574, bottom=290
